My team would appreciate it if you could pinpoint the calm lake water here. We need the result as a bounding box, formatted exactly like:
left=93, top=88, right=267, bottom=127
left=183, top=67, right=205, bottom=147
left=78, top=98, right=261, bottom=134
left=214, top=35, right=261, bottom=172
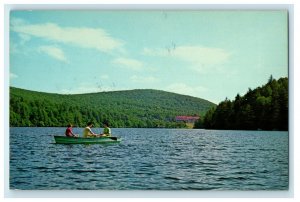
left=9, top=127, right=288, bottom=190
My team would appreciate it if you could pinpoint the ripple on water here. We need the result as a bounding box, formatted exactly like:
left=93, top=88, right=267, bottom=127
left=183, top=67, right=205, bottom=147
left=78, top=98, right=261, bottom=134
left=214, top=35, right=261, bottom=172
left=10, top=128, right=289, bottom=190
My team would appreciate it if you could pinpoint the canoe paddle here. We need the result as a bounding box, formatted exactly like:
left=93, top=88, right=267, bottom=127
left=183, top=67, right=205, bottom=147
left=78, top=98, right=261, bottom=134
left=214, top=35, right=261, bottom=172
left=106, top=136, right=118, bottom=141
left=97, top=135, right=118, bottom=141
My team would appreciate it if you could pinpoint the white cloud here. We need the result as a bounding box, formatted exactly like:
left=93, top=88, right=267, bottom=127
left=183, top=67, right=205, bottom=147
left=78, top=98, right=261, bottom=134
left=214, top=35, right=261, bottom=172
left=130, top=75, right=158, bottom=83
left=38, top=46, right=68, bottom=62
left=164, top=83, right=207, bottom=97
left=11, top=18, right=124, bottom=53
left=176, top=46, right=229, bottom=65
left=112, top=57, right=144, bottom=71
left=10, top=17, right=27, bottom=27
left=143, top=45, right=231, bottom=73
left=10, top=73, right=18, bottom=79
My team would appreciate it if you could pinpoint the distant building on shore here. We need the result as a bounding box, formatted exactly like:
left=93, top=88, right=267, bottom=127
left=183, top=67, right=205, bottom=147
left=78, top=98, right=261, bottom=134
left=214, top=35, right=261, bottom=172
left=175, top=116, right=200, bottom=123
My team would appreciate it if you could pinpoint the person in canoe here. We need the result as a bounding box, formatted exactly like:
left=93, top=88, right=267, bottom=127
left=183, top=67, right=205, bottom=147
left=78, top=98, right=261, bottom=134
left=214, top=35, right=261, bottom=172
left=65, top=124, right=78, bottom=137
left=99, top=122, right=111, bottom=137
left=83, top=122, right=98, bottom=138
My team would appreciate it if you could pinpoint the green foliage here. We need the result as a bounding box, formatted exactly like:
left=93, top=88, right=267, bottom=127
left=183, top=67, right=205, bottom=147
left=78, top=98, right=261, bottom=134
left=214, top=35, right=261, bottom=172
left=195, top=77, right=288, bottom=131
left=10, top=88, right=216, bottom=128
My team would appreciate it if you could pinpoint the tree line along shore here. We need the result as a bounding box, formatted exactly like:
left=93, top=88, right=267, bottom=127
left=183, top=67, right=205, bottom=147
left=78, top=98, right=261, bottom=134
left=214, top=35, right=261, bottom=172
left=10, top=76, right=288, bottom=131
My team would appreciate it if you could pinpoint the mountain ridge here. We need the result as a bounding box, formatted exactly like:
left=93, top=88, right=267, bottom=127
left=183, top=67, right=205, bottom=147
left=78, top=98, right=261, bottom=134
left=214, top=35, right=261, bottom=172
left=10, top=86, right=214, bottom=101
left=10, top=87, right=216, bottom=128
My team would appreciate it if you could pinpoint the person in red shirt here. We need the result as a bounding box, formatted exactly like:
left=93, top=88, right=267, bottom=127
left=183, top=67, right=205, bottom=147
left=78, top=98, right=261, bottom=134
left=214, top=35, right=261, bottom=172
left=65, top=124, right=77, bottom=137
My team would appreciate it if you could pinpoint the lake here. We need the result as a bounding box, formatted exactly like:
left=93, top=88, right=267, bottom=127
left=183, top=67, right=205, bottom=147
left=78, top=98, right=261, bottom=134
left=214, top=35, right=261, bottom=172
left=9, top=127, right=288, bottom=190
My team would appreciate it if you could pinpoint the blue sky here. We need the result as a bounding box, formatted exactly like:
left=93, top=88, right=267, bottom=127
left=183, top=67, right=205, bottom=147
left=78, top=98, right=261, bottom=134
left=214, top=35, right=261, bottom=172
left=9, top=10, right=288, bottom=103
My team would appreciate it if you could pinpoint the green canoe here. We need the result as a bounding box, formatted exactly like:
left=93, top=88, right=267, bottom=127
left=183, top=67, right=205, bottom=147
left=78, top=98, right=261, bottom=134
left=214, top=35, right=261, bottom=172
left=54, top=135, right=121, bottom=144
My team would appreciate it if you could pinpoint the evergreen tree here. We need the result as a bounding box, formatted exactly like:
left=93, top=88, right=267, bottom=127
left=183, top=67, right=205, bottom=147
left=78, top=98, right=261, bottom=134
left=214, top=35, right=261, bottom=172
left=201, top=76, right=288, bottom=131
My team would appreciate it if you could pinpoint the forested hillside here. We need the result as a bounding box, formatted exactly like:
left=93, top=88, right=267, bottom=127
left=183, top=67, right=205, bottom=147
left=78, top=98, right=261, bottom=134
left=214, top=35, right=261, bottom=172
left=194, top=76, right=288, bottom=131
left=10, top=88, right=215, bottom=128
